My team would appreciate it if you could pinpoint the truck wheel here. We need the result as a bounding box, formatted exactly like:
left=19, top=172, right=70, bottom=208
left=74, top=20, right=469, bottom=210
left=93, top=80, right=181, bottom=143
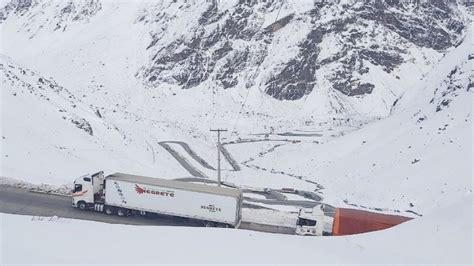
left=77, top=201, right=87, bottom=210
left=117, top=208, right=127, bottom=217
left=214, top=223, right=223, bottom=228
left=204, top=221, right=215, bottom=227
left=105, top=206, right=114, bottom=215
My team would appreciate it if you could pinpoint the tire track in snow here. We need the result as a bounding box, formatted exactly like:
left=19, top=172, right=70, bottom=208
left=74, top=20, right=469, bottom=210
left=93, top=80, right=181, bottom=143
left=235, top=140, right=325, bottom=195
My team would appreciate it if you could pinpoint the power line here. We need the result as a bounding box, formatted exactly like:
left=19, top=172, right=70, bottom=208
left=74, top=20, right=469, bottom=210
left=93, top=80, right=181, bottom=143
left=274, top=0, right=284, bottom=23
left=230, top=82, right=253, bottom=137
left=230, top=1, right=285, bottom=139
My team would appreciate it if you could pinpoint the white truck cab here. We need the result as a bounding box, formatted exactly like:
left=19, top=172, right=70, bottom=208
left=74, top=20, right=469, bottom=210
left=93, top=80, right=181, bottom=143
left=295, top=204, right=333, bottom=236
left=72, top=171, right=105, bottom=210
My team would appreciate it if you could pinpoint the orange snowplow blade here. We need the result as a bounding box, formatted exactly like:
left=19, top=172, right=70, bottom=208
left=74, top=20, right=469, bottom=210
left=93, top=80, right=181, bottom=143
left=332, top=208, right=413, bottom=236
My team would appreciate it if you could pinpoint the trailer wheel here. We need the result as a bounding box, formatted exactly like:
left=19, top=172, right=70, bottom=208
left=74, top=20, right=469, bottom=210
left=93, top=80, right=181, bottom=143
left=117, top=208, right=127, bottom=217
left=216, top=223, right=230, bottom=228
left=77, top=201, right=87, bottom=210
left=104, top=206, right=114, bottom=215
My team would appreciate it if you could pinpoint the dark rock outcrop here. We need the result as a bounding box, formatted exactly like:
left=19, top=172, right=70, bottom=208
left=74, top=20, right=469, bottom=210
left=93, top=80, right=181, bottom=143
left=138, top=1, right=465, bottom=100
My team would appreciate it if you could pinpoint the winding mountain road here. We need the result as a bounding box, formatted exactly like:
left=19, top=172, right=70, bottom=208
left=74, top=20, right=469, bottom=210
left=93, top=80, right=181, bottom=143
left=219, top=144, right=241, bottom=171
left=159, top=141, right=216, bottom=170
left=158, top=140, right=323, bottom=207
left=158, top=141, right=210, bottom=178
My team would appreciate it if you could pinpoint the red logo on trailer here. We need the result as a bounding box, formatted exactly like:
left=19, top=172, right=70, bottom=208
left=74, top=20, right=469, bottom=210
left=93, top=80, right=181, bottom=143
left=135, top=184, right=145, bottom=194
left=135, top=184, right=174, bottom=197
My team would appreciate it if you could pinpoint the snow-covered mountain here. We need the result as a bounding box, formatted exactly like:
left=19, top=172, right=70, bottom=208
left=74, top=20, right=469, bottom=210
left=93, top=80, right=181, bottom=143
left=255, top=29, right=473, bottom=213
left=0, top=0, right=469, bottom=124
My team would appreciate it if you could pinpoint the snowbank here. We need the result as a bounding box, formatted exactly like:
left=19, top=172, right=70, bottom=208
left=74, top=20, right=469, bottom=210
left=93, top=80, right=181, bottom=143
left=1, top=196, right=471, bottom=264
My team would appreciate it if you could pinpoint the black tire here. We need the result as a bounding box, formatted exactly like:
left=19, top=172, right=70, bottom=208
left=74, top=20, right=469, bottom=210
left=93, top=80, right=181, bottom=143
left=216, top=223, right=230, bottom=228
left=77, top=201, right=87, bottom=210
left=204, top=221, right=215, bottom=227
left=117, top=208, right=127, bottom=217
left=104, top=206, right=114, bottom=215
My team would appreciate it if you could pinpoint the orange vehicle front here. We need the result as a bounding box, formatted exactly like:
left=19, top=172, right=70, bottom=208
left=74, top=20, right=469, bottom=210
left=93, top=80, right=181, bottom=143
left=332, top=208, right=413, bottom=236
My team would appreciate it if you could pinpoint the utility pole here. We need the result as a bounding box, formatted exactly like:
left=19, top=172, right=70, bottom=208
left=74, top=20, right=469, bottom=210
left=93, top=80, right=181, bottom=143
left=210, top=128, right=227, bottom=187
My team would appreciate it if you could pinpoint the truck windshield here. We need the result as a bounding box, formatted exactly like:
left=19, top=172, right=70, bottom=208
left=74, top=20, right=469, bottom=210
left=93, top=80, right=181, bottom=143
left=298, top=218, right=317, bottom=227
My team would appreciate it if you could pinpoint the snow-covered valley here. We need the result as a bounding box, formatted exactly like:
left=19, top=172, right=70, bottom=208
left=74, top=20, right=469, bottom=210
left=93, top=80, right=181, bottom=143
left=0, top=0, right=472, bottom=264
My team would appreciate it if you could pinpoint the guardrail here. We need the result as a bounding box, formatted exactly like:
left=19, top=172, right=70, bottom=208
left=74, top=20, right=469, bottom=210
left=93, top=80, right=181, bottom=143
left=240, top=221, right=295, bottom=235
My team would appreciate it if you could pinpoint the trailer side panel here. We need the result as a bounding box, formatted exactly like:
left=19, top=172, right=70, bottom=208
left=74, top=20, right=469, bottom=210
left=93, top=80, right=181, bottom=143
left=105, top=179, right=239, bottom=225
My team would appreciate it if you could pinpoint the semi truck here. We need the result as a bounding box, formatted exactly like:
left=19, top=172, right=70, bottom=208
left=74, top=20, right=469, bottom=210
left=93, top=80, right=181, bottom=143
left=72, top=171, right=243, bottom=228
left=296, top=205, right=413, bottom=236
left=296, top=204, right=334, bottom=236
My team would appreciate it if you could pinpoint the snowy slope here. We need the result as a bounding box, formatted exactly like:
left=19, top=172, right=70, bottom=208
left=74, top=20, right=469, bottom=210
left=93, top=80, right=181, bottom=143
left=1, top=194, right=471, bottom=264
left=0, top=55, right=190, bottom=183
left=0, top=53, right=320, bottom=197
left=255, top=25, right=473, bottom=215
left=0, top=0, right=469, bottom=133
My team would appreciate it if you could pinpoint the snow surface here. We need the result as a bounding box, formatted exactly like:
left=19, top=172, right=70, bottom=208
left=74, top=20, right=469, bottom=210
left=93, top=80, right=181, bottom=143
left=1, top=195, right=471, bottom=264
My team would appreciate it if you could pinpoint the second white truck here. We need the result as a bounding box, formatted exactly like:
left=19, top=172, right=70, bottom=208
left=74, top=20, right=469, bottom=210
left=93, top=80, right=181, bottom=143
left=72, top=172, right=243, bottom=228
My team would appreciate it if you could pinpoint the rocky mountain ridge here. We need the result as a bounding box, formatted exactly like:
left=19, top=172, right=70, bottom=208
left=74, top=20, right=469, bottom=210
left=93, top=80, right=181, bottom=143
left=0, top=0, right=470, bottom=124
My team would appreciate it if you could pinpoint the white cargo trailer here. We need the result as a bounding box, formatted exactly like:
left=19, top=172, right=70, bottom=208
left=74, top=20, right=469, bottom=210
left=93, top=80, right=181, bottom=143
left=72, top=172, right=243, bottom=228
